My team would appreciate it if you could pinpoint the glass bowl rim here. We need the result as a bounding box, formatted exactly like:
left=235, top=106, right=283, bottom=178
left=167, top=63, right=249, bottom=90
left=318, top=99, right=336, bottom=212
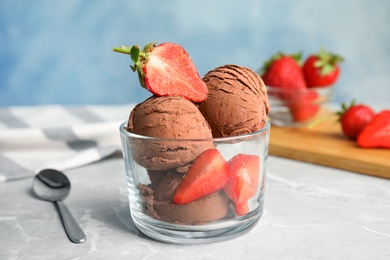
left=119, top=118, right=270, bottom=142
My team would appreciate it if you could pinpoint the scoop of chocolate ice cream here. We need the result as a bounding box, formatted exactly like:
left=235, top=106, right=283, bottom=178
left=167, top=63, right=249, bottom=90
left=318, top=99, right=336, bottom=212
left=199, top=64, right=270, bottom=137
left=126, top=95, right=214, bottom=170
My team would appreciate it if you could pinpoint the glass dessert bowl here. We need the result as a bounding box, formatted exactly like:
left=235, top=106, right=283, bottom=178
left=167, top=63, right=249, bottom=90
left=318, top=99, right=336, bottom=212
left=266, top=85, right=334, bottom=127
left=119, top=119, right=270, bottom=244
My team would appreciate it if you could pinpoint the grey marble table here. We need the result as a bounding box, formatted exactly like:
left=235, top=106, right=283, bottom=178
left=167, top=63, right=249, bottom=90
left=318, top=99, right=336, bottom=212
left=1, top=154, right=390, bottom=260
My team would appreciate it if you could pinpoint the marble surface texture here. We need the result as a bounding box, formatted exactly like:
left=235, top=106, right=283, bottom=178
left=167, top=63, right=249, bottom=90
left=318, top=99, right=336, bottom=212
left=1, top=155, right=390, bottom=259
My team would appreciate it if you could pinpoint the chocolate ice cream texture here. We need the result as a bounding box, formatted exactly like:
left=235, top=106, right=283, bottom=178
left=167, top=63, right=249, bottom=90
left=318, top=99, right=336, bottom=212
left=127, top=95, right=214, bottom=171
left=199, top=64, right=270, bottom=137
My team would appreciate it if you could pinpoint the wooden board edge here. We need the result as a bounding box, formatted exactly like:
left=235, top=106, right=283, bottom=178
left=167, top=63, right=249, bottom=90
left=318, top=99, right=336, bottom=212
left=269, top=144, right=390, bottom=179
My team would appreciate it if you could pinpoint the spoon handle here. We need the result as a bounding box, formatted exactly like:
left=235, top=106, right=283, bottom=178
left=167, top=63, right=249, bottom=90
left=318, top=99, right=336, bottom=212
left=56, top=200, right=87, bottom=243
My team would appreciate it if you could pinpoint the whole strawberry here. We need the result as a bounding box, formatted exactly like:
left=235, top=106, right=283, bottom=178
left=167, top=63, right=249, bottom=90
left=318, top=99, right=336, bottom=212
left=261, top=52, right=307, bottom=89
left=303, top=48, right=344, bottom=88
left=113, top=42, right=208, bottom=102
left=337, top=100, right=376, bottom=139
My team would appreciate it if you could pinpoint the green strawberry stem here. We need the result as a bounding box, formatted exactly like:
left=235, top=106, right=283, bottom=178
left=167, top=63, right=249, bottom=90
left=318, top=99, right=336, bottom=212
left=315, top=48, right=344, bottom=76
left=113, top=43, right=157, bottom=90
left=337, top=100, right=356, bottom=118
left=113, top=45, right=144, bottom=65
left=112, top=45, right=132, bottom=54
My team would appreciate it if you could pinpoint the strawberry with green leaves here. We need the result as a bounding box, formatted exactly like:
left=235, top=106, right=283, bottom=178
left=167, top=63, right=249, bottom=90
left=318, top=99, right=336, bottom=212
left=338, top=100, right=376, bottom=140
left=261, top=52, right=307, bottom=89
left=224, top=154, right=260, bottom=216
left=113, top=42, right=208, bottom=102
left=357, top=110, right=390, bottom=148
left=303, top=48, right=344, bottom=88
left=173, top=149, right=230, bottom=204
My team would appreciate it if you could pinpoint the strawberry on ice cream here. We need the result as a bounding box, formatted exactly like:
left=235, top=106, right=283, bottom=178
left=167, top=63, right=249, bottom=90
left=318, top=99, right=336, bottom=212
left=113, top=42, right=208, bottom=102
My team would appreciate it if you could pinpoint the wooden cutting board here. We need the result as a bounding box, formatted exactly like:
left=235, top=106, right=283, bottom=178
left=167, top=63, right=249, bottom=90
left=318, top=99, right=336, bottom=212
left=268, top=113, right=390, bottom=179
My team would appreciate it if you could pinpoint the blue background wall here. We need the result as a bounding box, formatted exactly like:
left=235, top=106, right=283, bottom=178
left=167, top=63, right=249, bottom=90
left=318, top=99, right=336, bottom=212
left=1, top=0, right=389, bottom=107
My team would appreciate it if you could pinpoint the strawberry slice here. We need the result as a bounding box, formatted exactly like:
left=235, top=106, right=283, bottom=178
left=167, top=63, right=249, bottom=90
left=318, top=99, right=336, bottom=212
left=357, top=110, right=390, bottom=148
left=224, top=154, right=260, bottom=205
left=287, top=90, right=320, bottom=122
left=173, top=149, right=230, bottom=204
left=234, top=201, right=250, bottom=216
left=113, top=42, right=208, bottom=102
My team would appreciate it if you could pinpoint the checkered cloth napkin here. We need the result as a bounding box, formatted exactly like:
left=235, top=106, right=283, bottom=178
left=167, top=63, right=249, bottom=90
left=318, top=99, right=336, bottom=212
left=0, top=104, right=134, bottom=182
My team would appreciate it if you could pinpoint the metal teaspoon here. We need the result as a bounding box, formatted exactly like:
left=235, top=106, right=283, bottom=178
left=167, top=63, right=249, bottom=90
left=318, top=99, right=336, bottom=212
left=32, top=169, right=86, bottom=243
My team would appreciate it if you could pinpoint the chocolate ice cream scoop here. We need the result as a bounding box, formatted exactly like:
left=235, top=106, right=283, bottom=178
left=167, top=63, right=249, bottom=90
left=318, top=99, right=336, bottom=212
left=199, top=64, right=270, bottom=137
left=126, top=95, right=213, bottom=170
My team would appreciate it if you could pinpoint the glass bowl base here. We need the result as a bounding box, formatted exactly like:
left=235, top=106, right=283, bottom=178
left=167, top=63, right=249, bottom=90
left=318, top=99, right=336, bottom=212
left=129, top=203, right=263, bottom=244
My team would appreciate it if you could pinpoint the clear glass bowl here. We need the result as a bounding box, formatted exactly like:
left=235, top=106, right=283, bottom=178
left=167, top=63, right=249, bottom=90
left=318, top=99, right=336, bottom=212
left=119, top=119, right=270, bottom=244
left=267, top=85, right=333, bottom=127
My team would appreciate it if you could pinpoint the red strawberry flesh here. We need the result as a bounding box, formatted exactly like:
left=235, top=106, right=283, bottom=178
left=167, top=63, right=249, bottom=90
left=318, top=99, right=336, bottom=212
left=357, top=110, right=390, bottom=148
left=144, top=43, right=208, bottom=102
left=234, top=201, right=250, bottom=216
left=287, top=90, right=320, bottom=122
left=173, top=149, right=230, bottom=205
left=224, top=154, right=260, bottom=205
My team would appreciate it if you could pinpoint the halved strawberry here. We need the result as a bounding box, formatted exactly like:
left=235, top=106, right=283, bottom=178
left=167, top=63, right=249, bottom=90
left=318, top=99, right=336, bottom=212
left=357, top=110, right=390, bottom=148
left=173, top=149, right=230, bottom=204
left=288, top=90, right=320, bottom=122
left=113, top=42, right=208, bottom=102
left=224, top=154, right=260, bottom=205
left=234, top=201, right=249, bottom=216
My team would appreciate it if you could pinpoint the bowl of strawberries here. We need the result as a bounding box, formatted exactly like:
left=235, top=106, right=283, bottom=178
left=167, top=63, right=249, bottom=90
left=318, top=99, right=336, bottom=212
left=261, top=49, right=343, bottom=127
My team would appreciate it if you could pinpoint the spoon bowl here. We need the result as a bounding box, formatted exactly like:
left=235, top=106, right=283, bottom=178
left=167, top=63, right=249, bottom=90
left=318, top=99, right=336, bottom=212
left=33, top=169, right=86, bottom=243
left=33, top=169, right=71, bottom=201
